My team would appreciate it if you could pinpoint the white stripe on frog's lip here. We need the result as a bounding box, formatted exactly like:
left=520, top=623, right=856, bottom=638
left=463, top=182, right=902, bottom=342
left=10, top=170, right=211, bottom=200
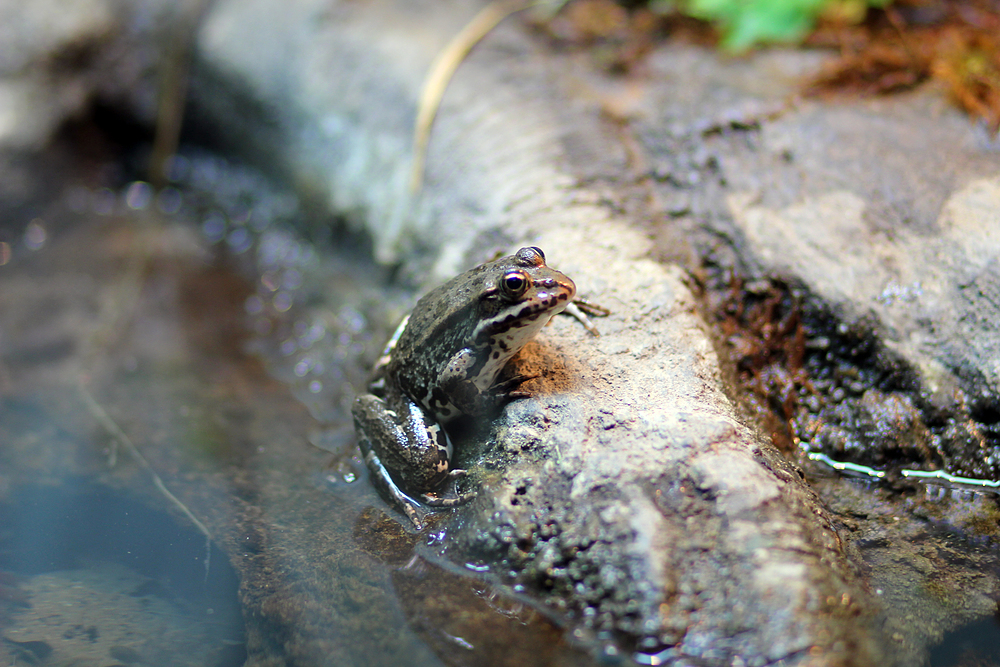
left=471, top=291, right=573, bottom=344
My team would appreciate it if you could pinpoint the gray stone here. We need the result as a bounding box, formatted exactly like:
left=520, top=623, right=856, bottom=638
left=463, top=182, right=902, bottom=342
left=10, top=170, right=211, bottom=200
left=0, top=0, right=168, bottom=150
left=633, top=42, right=1000, bottom=479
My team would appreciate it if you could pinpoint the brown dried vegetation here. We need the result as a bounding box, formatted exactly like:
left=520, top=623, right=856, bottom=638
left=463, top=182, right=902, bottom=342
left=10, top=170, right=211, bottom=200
left=534, top=0, right=1000, bottom=130
left=706, top=271, right=1000, bottom=479
left=806, top=0, right=1000, bottom=131
left=710, top=273, right=812, bottom=452
left=526, top=0, right=716, bottom=72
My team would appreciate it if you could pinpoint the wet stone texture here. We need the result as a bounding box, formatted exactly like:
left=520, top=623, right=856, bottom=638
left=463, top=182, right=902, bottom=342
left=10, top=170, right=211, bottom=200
left=605, top=37, right=1000, bottom=666
left=0, top=180, right=439, bottom=667
left=2, top=565, right=229, bottom=667
left=0, top=145, right=606, bottom=667
left=443, top=268, right=884, bottom=663
left=633, top=46, right=1000, bottom=480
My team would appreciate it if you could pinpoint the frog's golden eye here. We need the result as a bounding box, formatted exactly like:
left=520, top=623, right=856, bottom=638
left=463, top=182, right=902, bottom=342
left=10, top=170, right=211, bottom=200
left=500, top=270, right=529, bottom=299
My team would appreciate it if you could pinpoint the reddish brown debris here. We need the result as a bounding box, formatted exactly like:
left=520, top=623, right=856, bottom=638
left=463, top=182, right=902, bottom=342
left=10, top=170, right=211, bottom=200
left=530, top=0, right=1000, bottom=129
left=806, top=0, right=1000, bottom=131
left=525, top=0, right=715, bottom=72
left=710, top=273, right=812, bottom=452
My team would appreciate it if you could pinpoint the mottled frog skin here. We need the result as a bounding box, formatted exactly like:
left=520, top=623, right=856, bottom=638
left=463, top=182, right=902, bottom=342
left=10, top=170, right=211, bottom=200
left=352, top=247, right=576, bottom=528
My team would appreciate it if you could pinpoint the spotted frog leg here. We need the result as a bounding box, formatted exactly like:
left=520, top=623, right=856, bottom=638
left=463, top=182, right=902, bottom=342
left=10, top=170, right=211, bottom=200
left=353, top=388, right=476, bottom=530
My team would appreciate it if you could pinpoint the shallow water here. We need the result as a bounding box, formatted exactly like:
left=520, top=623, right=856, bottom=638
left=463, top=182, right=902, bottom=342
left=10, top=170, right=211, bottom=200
left=0, top=143, right=599, bottom=666
left=0, top=481, right=245, bottom=667
left=929, top=613, right=1000, bottom=666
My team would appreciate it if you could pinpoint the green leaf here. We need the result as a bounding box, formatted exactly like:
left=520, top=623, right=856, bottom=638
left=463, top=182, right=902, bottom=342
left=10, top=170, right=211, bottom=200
left=680, top=0, right=881, bottom=51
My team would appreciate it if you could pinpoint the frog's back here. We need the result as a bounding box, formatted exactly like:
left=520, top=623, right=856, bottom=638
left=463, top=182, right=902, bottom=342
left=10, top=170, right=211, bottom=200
left=385, top=263, right=493, bottom=403
left=400, top=265, right=492, bottom=353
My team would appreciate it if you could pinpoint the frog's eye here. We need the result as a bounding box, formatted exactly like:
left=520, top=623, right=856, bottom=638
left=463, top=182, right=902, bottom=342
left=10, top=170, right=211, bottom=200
left=500, top=270, right=529, bottom=299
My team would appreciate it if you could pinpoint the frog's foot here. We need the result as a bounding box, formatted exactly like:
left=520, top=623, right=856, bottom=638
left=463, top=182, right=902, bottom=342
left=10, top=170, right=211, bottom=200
left=421, top=470, right=477, bottom=507
left=491, top=373, right=540, bottom=406
left=362, top=447, right=426, bottom=530
left=562, top=300, right=610, bottom=336
left=421, top=489, right=477, bottom=507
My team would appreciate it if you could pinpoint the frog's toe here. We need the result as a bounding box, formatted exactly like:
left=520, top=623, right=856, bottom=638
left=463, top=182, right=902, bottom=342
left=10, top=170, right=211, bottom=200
left=494, top=373, right=539, bottom=395
left=402, top=503, right=425, bottom=530
left=446, top=468, right=468, bottom=479
left=421, top=489, right=477, bottom=507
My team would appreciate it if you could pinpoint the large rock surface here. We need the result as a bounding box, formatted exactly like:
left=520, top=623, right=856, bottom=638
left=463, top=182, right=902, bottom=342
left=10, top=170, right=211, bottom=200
left=192, top=1, right=892, bottom=664
left=5, top=0, right=997, bottom=664
left=631, top=44, right=1000, bottom=479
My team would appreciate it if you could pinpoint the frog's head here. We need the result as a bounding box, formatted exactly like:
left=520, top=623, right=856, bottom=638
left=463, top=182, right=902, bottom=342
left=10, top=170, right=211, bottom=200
left=473, top=246, right=576, bottom=346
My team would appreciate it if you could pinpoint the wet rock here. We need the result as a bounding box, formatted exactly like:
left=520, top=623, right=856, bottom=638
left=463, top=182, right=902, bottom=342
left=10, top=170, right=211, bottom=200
left=0, top=200, right=450, bottom=667
left=630, top=41, right=1000, bottom=662
left=439, top=264, right=884, bottom=662
left=0, top=565, right=227, bottom=667
left=194, top=0, right=891, bottom=663
left=808, top=389, right=937, bottom=470
left=645, top=57, right=1000, bottom=477
left=626, top=38, right=1000, bottom=481
left=729, top=174, right=1000, bottom=408
left=0, top=0, right=169, bottom=151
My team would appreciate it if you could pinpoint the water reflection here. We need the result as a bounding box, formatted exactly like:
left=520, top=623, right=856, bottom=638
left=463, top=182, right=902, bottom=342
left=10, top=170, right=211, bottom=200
left=0, top=481, right=245, bottom=667
left=392, top=555, right=582, bottom=667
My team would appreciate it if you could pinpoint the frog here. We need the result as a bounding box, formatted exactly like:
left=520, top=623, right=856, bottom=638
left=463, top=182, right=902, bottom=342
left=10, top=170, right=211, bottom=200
left=352, top=246, right=581, bottom=529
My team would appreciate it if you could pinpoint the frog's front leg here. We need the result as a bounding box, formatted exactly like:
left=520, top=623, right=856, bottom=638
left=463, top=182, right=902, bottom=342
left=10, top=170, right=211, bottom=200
left=352, top=393, right=474, bottom=529
left=438, top=348, right=536, bottom=416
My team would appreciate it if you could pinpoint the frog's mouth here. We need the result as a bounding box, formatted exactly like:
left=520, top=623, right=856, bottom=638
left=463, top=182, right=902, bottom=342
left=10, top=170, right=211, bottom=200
left=474, top=285, right=574, bottom=343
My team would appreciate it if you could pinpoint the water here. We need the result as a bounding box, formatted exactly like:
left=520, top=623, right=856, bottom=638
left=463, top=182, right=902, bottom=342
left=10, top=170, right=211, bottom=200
left=0, top=481, right=245, bottom=667
left=0, top=139, right=599, bottom=666
left=929, top=612, right=1000, bottom=667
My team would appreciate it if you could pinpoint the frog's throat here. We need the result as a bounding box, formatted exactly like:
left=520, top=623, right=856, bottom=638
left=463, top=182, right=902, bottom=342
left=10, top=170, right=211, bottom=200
left=471, top=311, right=569, bottom=393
